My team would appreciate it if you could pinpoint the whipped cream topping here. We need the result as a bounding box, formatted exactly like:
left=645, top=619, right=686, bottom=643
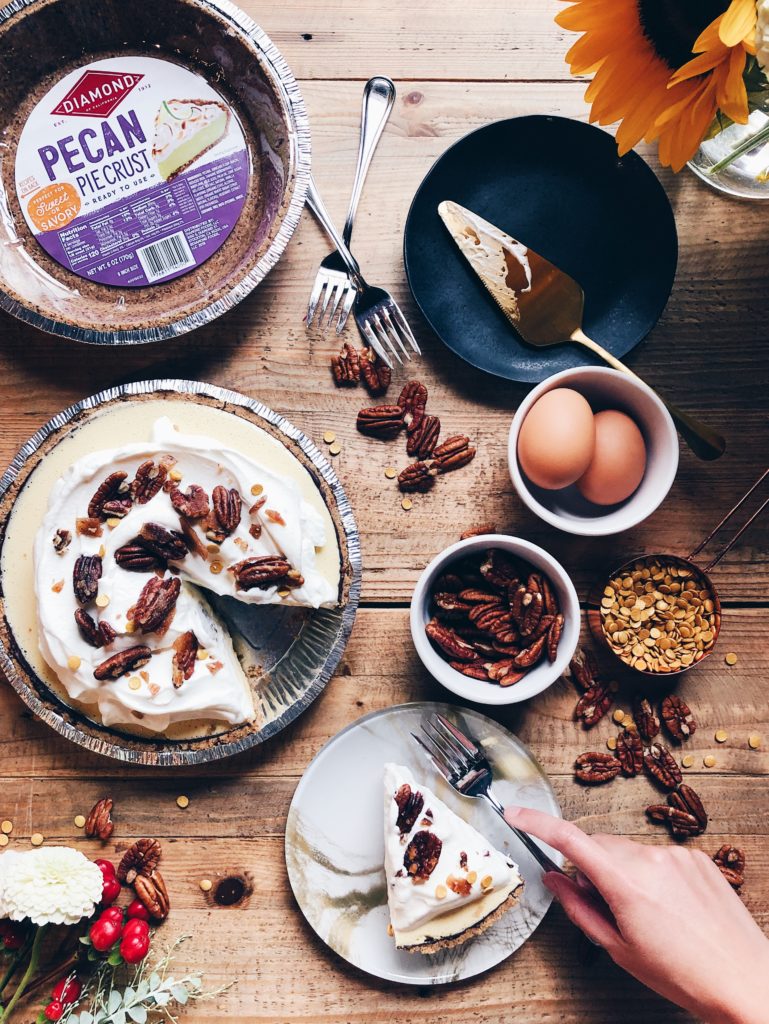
left=383, top=763, right=522, bottom=933
left=33, top=417, right=337, bottom=732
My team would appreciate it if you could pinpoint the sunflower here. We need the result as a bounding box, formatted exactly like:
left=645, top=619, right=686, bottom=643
left=556, top=0, right=758, bottom=170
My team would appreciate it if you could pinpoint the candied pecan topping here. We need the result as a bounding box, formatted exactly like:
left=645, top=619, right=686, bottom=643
left=633, top=697, right=660, bottom=743
left=74, top=608, right=115, bottom=649
left=430, top=434, right=476, bottom=473
left=574, top=752, right=622, bottom=785
left=114, top=543, right=166, bottom=573
left=131, top=460, right=168, bottom=503
left=84, top=796, right=114, bottom=841
left=616, top=729, right=644, bottom=776
left=356, top=405, right=405, bottom=440
left=575, top=684, right=613, bottom=728
left=76, top=517, right=102, bottom=537
left=88, top=471, right=129, bottom=519
left=52, top=528, right=71, bottom=553
left=102, top=498, right=133, bottom=518
left=397, top=461, right=435, bottom=493
left=406, top=414, right=441, bottom=459
left=398, top=381, right=428, bottom=432
left=459, top=851, right=468, bottom=870
left=394, top=784, right=424, bottom=835
left=230, top=555, right=303, bottom=591
left=330, top=342, right=361, bottom=386
left=93, top=645, right=152, bottom=681
left=661, top=694, right=697, bottom=742
left=211, top=485, right=242, bottom=538
left=425, top=619, right=477, bottom=662
left=447, top=875, right=472, bottom=897
left=170, top=484, right=210, bottom=520
left=360, top=349, right=391, bottom=396
left=73, top=554, right=102, bottom=605
left=133, top=576, right=181, bottom=634
left=643, top=743, right=682, bottom=791
left=117, top=837, right=161, bottom=883
left=172, top=630, right=199, bottom=688
left=403, top=830, right=442, bottom=883
left=133, top=870, right=170, bottom=921
left=713, top=845, right=746, bottom=887
left=138, top=523, right=189, bottom=561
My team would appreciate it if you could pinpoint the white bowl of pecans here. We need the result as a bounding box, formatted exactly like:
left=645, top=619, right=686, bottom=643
left=410, top=534, right=580, bottom=705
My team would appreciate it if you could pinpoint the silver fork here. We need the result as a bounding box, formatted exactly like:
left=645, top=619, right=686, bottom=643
left=306, top=176, right=421, bottom=367
left=306, top=76, right=395, bottom=334
left=413, top=712, right=565, bottom=876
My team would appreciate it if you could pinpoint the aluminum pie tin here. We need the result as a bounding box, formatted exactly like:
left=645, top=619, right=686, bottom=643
left=0, top=379, right=361, bottom=765
left=0, top=0, right=311, bottom=345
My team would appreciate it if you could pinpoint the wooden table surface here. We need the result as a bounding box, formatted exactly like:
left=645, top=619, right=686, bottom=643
left=2, top=1, right=769, bottom=1021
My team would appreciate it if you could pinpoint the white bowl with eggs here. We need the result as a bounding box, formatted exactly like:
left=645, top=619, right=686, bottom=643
left=509, top=367, right=678, bottom=537
left=410, top=534, right=580, bottom=706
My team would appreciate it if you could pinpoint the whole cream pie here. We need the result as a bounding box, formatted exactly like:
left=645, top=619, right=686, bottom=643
left=384, top=764, right=523, bottom=953
left=33, top=417, right=337, bottom=733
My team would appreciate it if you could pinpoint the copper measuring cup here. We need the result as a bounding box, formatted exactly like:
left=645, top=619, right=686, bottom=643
left=587, top=468, right=769, bottom=679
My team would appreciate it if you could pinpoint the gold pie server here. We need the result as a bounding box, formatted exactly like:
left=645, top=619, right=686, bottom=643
left=438, top=200, right=725, bottom=462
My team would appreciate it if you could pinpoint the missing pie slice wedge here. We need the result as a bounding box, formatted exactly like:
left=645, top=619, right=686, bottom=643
left=383, top=763, right=524, bottom=953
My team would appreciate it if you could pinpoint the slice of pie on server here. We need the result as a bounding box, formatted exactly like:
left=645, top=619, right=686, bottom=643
left=383, top=763, right=524, bottom=954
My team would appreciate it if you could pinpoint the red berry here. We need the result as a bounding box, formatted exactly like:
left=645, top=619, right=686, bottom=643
left=52, top=976, right=82, bottom=1005
left=126, top=899, right=150, bottom=921
left=101, top=875, right=121, bottom=905
left=94, top=859, right=116, bottom=879
left=89, top=914, right=122, bottom=952
left=122, top=917, right=149, bottom=939
left=120, top=926, right=150, bottom=964
left=99, top=907, right=123, bottom=925
left=44, top=1002, right=64, bottom=1022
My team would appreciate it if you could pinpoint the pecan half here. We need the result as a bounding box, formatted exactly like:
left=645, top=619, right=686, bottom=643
left=616, top=729, right=644, bottom=777
left=73, top=554, right=102, bottom=605
left=117, top=838, right=162, bottom=883
left=435, top=572, right=463, bottom=593
left=541, top=574, right=558, bottom=617
left=360, top=349, right=391, bottom=396
left=331, top=342, right=361, bottom=385
left=713, top=845, right=746, bottom=888
left=230, top=555, right=303, bottom=591
left=84, top=796, right=114, bottom=841
left=170, top=484, right=210, bottom=520
left=172, top=630, right=199, bottom=688
left=133, top=576, right=181, bottom=634
left=394, top=784, right=424, bottom=835
left=131, top=460, right=168, bottom=503
left=397, top=461, right=436, bottom=493
left=574, top=752, right=622, bottom=785
left=114, top=543, right=166, bottom=573
left=459, top=524, right=498, bottom=540
left=398, top=381, right=428, bottom=431
left=633, top=697, right=660, bottom=743
left=450, top=659, right=490, bottom=680
left=468, top=601, right=510, bottom=633
left=433, top=592, right=473, bottom=618
left=102, top=499, right=133, bottom=518
left=669, top=784, right=707, bottom=833
left=661, top=694, right=697, bottom=742
left=575, top=684, right=613, bottom=728
left=519, top=576, right=544, bottom=638
left=138, top=523, right=189, bottom=561
left=646, top=804, right=700, bottom=838
left=133, top=870, right=170, bottom=921
left=514, top=633, right=547, bottom=668
left=74, top=609, right=115, bottom=649
left=356, top=404, right=405, bottom=440
left=547, top=614, right=564, bottom=663
left=88, top=471, right=129, bottom=519
left=498, top=669, right=526, bottom=687
left=403, top=830, right=442, bottom=883
left=644, top=743, right=683, bottom=791
left=52, top=528, right=72, bottom=554
left=569, top=648, right=599, bottom=690
left=406, top=414, right=441, bottom=459
left=430, top=435, right=476, bottom=473
left=480, top=549, right=522, bottom=590
left=93, top=645, right=152, bottom=681
left=425, top=619, right=477, bottom=662
left=458, top=587, right=500, bottom=605
left=211, top=485, right=242, bottom=539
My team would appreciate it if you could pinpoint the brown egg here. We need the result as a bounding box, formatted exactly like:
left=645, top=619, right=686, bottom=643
left=517, top=388, right=595, bottom=490
left=577, top=409, right=646, bottom=505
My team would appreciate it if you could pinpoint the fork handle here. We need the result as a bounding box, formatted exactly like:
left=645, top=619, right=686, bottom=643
left=343, top=77, right=396, bottom=245
left=571, top=328, right=726, bottom=462
left=483, top=788, right=565, bottom=876
left=307, top=176, right=364, bottom=287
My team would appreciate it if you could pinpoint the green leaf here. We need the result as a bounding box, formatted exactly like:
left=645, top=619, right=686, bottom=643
left=107, top=950, right=123, bottom=967
left=127, top=1007, right=147, bottom=1024
left=152, top=992, right=170, bottom=1007
left=170, top=986, right=189, bottom=1005
left=79, top=936, right=92, bottom=946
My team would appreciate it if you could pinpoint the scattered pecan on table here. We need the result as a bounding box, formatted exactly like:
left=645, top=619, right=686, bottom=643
left=84, top=796, right=114, bottom=841
left=713, top=845, right=746, bottom=888
left=633, top=697, right=661, bottom=743
left=356, top=405, right=406, bottom=440
left=134, top=870, right=170, bottom=921
left=661, top=694, right=697, bottom=742
left=397, top=461, right=435, bottom=493
left=118, top=838, right=162, bottom=884
left=330, top=342, right=361, bottom=386
left=360, top=349, right=391, bottom=396
left=644, top=742, right=683, bottom=792
left=574, top=752, right=622, bottom=785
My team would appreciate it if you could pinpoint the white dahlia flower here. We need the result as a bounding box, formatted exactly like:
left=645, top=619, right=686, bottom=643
left=0, top=847, right=102, bottom=926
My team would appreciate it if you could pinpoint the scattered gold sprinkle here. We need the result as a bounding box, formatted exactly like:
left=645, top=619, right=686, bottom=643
left=176, top=795, right=190, bottom=809
left=125, top=620, right=136, bottom=633
left=128, top=677, right=142, bottom=691
left=749, top=734, right=762, bottom=750
left=715, top=729, right=728, bottom=743
left=606, top=737, right=617, bottom=751
left=703, top=755, right=717, bottom=768
left=681, top=754, right=695, bottom=768
left=622, top=714, right=634, bottom=728
left=30, top=833, right=44, bottom=847
left=210, top=561, right=223, bottom=575
left=67, top=655, right=81, bottom=671
left=278, top=589, right=291, bottom=598
left=384, top=467, right=397, bottom=480
left=197, top=649, right=209, bottom=660
left=322, top=431, right=336, bottom=444
left=169, top=469, right=183, bottom=482
left=1, top=821, right=12, bottom=835
left=329, top=441, right=342, bottom=456
left=51, top=579, right=64, bottom=593
left=199, top=878, right=212, bottom=892
left=434, top=884, right=447, bottom=899
left=0, top=835, right=8, bottom=847
left=401, top=498, right=413, bottom=511
left=250, top=484, right=264, bottom=496
left=206, top=543, right=220, bottom=554
left=480, top=875, right=493, bottom=890
left=612, top=709, right=625, bottom=724
left=98, top=545, right=106, bottom=559
left=74, top=815, right=86, bottom=828
left=386, top=923, right=394, bottom=937
left=95, top=594, right=110, bottom=608
left=725, top=652, right=738, bottom=666
left=466, top=870, right=477, bottom=884
left=106, top=517, right=121, bottom=529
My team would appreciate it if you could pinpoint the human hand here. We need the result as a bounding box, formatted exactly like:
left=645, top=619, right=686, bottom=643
left=506, top=805, right=769, bottom=1024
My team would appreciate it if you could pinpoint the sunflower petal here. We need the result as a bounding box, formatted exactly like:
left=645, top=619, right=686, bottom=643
left=719, top=0, right=757, bottom=47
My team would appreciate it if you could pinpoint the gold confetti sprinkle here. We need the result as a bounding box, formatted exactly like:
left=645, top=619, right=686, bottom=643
left=401, top=498, right=413, bottom=511
left=703, top=755, right=717, bottom=768
left=1, top=821, right=12, bottom=835
left=278, top=589, right=291, bottom=598
left=106, top=517, right=121, bottom=529
left=95, top=594, right=110, bottom=608
left=681, top=754, right=695, bottom=769
left=435, top=884, right=447, bottom=899
left=176, top=795, right=190, bottom=809
left=169, top=469, right=183, bottom=482
left=323, top=431, right=336, bottom=445
left=715, top=729, right=728, bottom=743
left=612, top=709, right=625, bottom=724
left=206, top=543, right=220, bottom=554
left=329, top=441, right=342, bottom=456
left=51, top=579, right=64, bottom=593
left=725, top=652, right=738, bottom=666
left=384, top=467, right=397, bottom=480
left=98, top=545, right=106, bottom=559
left=125, top=620, right=136, bottom=633
left=210, top=561, right=223, bottom=575
left=622, top=714, right=634, bottom=728
left=749, top=734, right=762, bottom=750
left=128, top=677, right=142, bottom=691
left=30, top=833, right=44, bottom=847
left=74, top=815, right=86, bottom=828
left=197, top=649, right=209, bottom=660
left=466, top=870, right=477, bottom=884
left=606, top=737, right=617, bottom=751
left=387, top=923, right=394, bottom=937
left=250, top=484, right=264, bottom=496
left=480, top=874, right=493, bottom=890
left=0, top=835, right=8, bottom=847
left=67, top=655, right=81, bottom=671
left=199, top=878, right=213, bottom=892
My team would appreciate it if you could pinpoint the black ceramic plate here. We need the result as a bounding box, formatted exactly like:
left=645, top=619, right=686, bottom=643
left=403, top=116, right=678, bottom=384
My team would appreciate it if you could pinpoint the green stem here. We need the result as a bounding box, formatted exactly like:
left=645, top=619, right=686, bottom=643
left=0, top=925, right=45, bottom=1023
left=708, top=119, right=769, bottom=174
left=0, top=934, right=34, bottom=1000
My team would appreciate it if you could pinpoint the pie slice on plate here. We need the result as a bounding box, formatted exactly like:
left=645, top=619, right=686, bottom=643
left=383, top=763, right=524, bottom=953
left=152, top=98, right=230, bottom=180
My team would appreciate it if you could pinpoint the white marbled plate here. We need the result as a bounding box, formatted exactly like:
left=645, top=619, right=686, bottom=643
left=285, top=701, right=562, bottom=985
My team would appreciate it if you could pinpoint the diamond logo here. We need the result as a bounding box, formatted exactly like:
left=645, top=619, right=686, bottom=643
left=51, top=70, right=144, bottom=119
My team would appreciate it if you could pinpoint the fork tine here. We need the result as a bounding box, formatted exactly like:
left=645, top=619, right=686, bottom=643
left=427, top=716, right=474, bottom=772
left=324, top=280, right=345, bottom=328
left=422, top=718, right=467, bottom=776
left=371, top=312, right=403, bottom=365
left=435, top=713, right=479, bottom=759
left=318, top=280, right=340, bottom=329
left=380, top=306, right=411, bottom=361
left=335, top=285, right=357, bottom=334
left=411, top=733, right=452, bottom=782
left=361, top=319, right=393, bottom=368
left=306, top=274, right=325, bottom=328
left=391, top=303, right=422, bottom=355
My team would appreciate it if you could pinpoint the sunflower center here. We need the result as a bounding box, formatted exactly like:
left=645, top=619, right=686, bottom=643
left=637, top=0, right=728, bottom=69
